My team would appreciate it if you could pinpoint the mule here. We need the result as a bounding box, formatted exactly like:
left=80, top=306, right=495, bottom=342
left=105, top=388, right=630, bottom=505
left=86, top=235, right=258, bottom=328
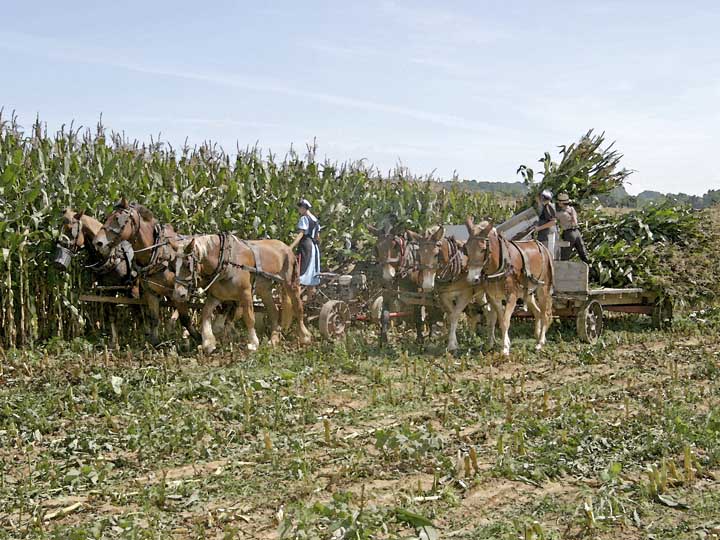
left=369, top=223, right=428, bottom=342
left=171, top=234, right=311, bottom=354
left=93, top=199, right=202, bottom=345
left=57, top=208, right=139, bottom=346
left=465, top=217, right=554, bottom=355
left=407, top=226, right=482, bottom=352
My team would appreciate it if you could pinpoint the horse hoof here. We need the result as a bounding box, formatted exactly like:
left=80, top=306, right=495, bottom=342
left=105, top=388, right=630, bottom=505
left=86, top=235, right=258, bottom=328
left=203, top=344, right=216, bottom=355
left=535, top=343, right=543, bottom=351
left=247, top=342, right=259, bottom=352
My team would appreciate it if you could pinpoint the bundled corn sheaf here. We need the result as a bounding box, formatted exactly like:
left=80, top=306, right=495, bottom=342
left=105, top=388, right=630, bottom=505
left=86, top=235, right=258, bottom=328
left=0, top=114, right=509, bottom=347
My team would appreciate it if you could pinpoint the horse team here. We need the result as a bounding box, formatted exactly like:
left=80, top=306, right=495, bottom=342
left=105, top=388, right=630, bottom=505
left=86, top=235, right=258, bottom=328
left=59, top=199, right=554, bottom=356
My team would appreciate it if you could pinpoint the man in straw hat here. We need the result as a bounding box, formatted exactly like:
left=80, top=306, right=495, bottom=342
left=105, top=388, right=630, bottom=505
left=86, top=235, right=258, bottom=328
left=556, top=192, right=590, bottom=264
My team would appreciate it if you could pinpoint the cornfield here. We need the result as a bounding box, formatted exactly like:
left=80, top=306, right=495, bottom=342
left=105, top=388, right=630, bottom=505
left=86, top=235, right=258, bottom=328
left=0, top=113, right=509, bottom=348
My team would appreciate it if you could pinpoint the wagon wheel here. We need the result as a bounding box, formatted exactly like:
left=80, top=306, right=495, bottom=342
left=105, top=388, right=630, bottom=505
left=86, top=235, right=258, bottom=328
left=319, top=300, right=350, bottom=340
left=576, top=300, right=604, bottom=344
left=652, top=297, right=673, bottom=329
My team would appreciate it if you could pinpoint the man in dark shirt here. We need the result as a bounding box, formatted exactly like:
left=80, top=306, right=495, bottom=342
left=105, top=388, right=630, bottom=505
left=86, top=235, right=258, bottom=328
left=533, top=189, right=557, bottom=249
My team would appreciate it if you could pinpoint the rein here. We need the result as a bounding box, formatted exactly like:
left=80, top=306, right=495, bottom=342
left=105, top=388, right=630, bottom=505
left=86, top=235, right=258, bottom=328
left=379, top=234, right=415, bottom=280
left=177, top=233, right=228, bottom=296
left=436, top=237, right=463, bottom=283
left=468, top=229, right=547, bottom=286
left=178, top=234, right=286, bottom=298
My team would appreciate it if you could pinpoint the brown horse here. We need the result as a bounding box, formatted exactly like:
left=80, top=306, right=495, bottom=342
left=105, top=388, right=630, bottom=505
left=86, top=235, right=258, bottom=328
left=465, top=217, right=554, bottom=355
left=93, top=199, right=201, bottom=345
left=59, top=208, right=137, bottom=287
left=171, top=234, right=311, bottom=354
left=58, top=208, right=140, bottom=346
left=407, top=226, right=482, bottom=351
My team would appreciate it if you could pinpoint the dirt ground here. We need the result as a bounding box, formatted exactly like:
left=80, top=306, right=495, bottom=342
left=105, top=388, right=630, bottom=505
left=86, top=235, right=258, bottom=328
left=1, top=310, right=719, bottom=539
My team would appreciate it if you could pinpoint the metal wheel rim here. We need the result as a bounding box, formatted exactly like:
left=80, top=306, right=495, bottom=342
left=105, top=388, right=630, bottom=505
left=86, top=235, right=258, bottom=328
left=578, top=300, right=603, bottom=343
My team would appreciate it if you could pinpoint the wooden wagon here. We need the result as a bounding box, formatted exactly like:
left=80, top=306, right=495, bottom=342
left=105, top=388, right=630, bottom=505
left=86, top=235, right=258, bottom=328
left=402, top=207, right=674, bottom=345
left=78, top=265, right=385, bottom=342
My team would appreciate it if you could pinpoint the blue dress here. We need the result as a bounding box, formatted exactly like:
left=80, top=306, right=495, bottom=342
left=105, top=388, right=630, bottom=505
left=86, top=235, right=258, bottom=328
left=297, top=213, right=321, bottom=286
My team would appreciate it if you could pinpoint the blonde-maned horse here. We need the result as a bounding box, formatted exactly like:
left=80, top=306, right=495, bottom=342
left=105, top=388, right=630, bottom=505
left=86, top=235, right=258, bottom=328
left=171, top=234, right=311, bottom=354
left=59, top=208, right=139, bottom=346
left=465, top=217, right=554, bottom=355
left=93, top=199, right=203, bottom=345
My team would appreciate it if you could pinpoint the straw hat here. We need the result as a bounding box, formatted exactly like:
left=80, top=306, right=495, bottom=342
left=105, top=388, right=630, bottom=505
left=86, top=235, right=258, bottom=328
left=557, top=192, right=571, bottom=203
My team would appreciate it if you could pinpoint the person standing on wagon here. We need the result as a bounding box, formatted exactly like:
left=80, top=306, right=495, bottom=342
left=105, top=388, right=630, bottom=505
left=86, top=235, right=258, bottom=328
left=292, top=199, right=321, bottom=290
left=556, top=192, right=590, bottom=264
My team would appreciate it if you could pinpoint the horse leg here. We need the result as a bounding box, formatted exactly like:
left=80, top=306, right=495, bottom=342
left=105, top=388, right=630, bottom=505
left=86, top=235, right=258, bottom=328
left=288, top=282, right=312, bottom=344
left=524, top=293, right=543, bottom=348
left=486, top=295, right=502, bottom=351
left=280, top=286, right=293, bottom=332
left=501, top=293, right=518, bottom=356
left=106, top=305, right=119, bottom=349
left=178, top=303, right=201, bottom=343
left=415, top=305, right=424, bottom=343
left=213, top=304, right=228, bottom=339
left=143, top=291, right=161, bottom=347
left=200, top=296, right=221, bottom=354
left=450, top=290, right=473, bottom=352
left=537, top=285, right=553, bottom=348
left=256, top=279, right=281, bottom=346
left=239, top=287, right=260, bottom=351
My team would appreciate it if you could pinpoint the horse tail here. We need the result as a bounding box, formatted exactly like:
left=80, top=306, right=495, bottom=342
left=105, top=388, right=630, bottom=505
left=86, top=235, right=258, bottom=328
left=537, top=241, right=554, bottom=327
left=289, top=234, right=302, bottom=251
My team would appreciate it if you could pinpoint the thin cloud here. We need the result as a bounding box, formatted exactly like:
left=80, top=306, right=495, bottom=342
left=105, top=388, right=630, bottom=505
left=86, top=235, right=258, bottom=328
left=0, top=31, right=500, bottom=134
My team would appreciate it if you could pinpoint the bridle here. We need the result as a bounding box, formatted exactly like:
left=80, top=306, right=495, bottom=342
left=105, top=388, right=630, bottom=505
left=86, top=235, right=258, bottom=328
left=412, top=236, right=464, bottom=285
left=466, top=228, right=513, bottom=282
left=378, top=234, right=407, bottom=267
left=103, top=205, right=141, bottom=248
left=175, top=233, right=228, bottom=297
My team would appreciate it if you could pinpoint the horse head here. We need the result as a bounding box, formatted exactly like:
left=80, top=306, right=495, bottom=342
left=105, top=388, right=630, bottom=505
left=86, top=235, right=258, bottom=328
left=465, top=216, right=495, bottom=285
left=60, top=208, right=86, bottom=249
left=170, top=238, right=197, bottom=303
left=369, top=223, right=408, bottom=282
left=407, top=226, right=445, bottom=291
left=94, top=198, right=143, bottom=256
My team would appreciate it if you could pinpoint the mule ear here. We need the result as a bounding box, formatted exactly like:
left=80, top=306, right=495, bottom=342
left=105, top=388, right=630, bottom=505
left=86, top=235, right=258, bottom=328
left=482, top=221, right=494, bottom=235
left=184, top=238, right=195, bottom=254
left=431, top=226, right=445, bottom=241
left=465, top=216, right=475, bottom=235
left=406, top=230, right=421, bottom=242
left=119, top=197, right=129, bottom=209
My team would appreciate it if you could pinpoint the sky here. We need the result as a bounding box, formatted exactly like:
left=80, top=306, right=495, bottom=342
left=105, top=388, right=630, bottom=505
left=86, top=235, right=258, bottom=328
left=1, top=0, right=718, bottom=195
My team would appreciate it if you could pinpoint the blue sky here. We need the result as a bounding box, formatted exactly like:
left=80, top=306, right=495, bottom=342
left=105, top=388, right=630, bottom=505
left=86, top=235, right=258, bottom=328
left=1, top=0, right=718, bottom=195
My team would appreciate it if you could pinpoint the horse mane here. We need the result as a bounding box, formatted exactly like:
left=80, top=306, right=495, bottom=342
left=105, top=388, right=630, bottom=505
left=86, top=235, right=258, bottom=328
left=133, top=204, right=155, bottom=222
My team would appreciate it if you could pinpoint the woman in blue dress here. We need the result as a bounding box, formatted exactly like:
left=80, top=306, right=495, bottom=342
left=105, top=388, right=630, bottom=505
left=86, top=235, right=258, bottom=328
left=293, top=199, right=321, bottom=287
